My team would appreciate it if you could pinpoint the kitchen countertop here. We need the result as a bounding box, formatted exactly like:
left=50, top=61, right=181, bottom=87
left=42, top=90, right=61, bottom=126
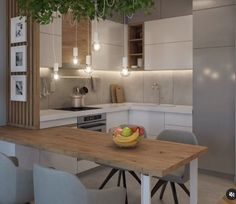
left=40, top=103, right=192, bottom=122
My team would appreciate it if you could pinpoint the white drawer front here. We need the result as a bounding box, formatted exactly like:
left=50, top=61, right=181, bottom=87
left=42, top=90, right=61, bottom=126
left=165, top=113, right=192, bottom=127
left=165, top=125, right=192, bottom=132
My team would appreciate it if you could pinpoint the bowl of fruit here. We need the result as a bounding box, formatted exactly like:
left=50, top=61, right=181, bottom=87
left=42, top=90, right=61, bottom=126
left=111, top=126, right=145, bottom=148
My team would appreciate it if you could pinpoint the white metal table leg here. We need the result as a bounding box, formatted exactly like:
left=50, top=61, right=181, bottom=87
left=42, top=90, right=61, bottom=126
left=190, top=159, right=198, bottom=204
left=141, top=174, right=151, bottom=204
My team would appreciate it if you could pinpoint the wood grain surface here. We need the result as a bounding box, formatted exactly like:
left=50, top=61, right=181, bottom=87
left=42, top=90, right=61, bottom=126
left=7, top=0, right=40, bottom=129
left=0, top=126, right=207, bottom=177
left=116, top=86, right=125, bottom=103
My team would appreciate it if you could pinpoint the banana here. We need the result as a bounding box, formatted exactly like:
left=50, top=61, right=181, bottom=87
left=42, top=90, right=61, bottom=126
left=115, top=140, right=137, bottom=147
left=114, top=129, right=140, bottom=143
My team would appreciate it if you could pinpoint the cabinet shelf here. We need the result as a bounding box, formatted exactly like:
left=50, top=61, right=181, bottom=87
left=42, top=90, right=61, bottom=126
left=128, top=24, right=144, bottom=69
left=129, top=38, right=143, bottom=42
left=129, top=53, right=143, bottom=56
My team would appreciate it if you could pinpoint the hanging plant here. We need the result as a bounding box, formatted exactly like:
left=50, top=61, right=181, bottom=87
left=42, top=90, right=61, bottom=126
left=16, top=0, right=155, bottom=24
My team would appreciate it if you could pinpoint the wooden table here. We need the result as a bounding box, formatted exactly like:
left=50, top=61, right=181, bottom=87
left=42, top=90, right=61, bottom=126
left=0, top=126, right=207, bottom=204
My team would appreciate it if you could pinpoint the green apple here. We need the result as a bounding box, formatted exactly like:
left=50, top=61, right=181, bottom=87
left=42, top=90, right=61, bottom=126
left=121, top=127, right=133, bottom=137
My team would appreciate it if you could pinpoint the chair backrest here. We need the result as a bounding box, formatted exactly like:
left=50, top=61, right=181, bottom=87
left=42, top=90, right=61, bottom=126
left=34, top=165, right=87, bottom=204
left=157, top=129, right=198, bottom=145
left=157, top=130, right=198, bottom=182
left=118, top=124, right=147, bottom=138
left=0, top=153, right=18, bottom=203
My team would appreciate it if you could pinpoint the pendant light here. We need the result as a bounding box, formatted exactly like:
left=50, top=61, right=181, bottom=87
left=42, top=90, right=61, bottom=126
left=93, top=0, right=101, bottom=51
left=121, top=15, right=130, bottom=77
left=85, top=20, right=94, bottom=74
left=53, top=62, right=59, bottom=80
left=73, top=21, right=79, bottom=65
left=84, top=55, right=93, bottom=74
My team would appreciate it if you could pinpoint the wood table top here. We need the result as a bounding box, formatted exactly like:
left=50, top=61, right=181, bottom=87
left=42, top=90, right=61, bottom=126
left=0, top=126, right=208, bottom=177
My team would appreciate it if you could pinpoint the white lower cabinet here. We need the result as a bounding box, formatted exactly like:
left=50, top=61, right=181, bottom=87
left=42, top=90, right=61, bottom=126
left=129, top=110, right=165, bottom=139
left=129, top=111, right=192, bottom=138
left=39, top=151, right=78, bottom=174
left=106, top=111, right=129, bottom=132
left=77, top=160, right=99, bottom=174
left=0, top=141, right=15, bottom=156
left=15, top=145, right=40, bottom=170
left=164, top=113, right=192, bottom=131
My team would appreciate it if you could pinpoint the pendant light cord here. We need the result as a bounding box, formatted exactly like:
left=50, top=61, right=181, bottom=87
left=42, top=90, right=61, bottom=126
left=88, top=19, right=90, bottom=54
left=75, top=21, right=78, bottom=47
left=126, top=0, right=136, bottom=19
left=123, top=14, right=126, bottom=57
left=51, top=16, right=57, bottom=64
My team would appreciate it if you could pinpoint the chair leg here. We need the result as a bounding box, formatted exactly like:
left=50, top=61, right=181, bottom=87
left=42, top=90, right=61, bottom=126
left=122, top=171, right=128, bottom=204
left=122, top=170, right=127, bottom=188
left=178, top=183, right=190, bottom=197
left=151, top=179, right=166, bottom=197
left=117, top=170, right=122, bottom=187
left=128, top=171, right=141, bottom=184
left=99, top=168, right=119, bottom=189
left=170, top=182, right=179, bottom=204
left=159, top=182, right=167, bottom=200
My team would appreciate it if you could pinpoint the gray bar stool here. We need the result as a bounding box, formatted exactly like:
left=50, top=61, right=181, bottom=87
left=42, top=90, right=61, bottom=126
left=34, top=165, right=126, bottom=204
left=151, top=129, right=198, bottom=204
left=0, top=152, right=34, bottom=204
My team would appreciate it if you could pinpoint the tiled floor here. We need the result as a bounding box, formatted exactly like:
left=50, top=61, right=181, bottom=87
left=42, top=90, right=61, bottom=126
left=79, top=167, right=234, bottom=204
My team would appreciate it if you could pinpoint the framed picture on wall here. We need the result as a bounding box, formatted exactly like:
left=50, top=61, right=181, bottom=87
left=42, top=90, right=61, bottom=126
left=11, top=45, right=27, bottom=72
left=11, top=75, right=27, bottom=102
left=11, top=16, right=27, bottom=43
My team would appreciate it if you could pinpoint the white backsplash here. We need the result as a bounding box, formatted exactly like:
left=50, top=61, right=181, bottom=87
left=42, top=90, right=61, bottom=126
left=40, top=69, right=192, bottom=109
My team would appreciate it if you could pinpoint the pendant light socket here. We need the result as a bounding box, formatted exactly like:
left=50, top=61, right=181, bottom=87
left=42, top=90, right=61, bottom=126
left=93, top=32, right=101, bottom=51
left=86, top=55, right=91, bottom=65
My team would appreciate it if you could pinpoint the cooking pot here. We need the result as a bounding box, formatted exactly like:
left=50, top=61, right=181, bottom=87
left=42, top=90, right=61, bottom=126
left=71, top=94, right=85, bottom=108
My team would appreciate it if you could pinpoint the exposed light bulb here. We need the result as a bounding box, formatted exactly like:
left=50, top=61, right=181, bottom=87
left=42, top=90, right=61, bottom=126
left=73, top=47, right=80, bottom=65
left=93, top=32, right=101, bottom=51
left=120, top=68, right=130, bottom=77
left=73, top=57, right=79, bottom=65
left=53, top=63, right=60, bottom=80
left=53, top=71, right=59, bottom=80
left=84, top=66, right=93, bottom=74
left=120, top=57, right=130, bottom=77
left=93, top=42, right=101, bottom=51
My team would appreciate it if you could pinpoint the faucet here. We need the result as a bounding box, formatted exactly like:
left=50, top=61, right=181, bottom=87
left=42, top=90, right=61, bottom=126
left=152, top=82, right=160, bottom=105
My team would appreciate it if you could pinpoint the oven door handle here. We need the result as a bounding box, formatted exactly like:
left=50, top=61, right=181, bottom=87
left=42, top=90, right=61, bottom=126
left=77, top=122, right=106, bottom=129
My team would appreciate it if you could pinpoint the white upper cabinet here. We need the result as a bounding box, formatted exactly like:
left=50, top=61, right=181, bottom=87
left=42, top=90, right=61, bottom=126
left=144, top=15, right=193, bottom=70
left=92, top=20, right=126, bottom=70
left=40, top=18, right=62, bottom=68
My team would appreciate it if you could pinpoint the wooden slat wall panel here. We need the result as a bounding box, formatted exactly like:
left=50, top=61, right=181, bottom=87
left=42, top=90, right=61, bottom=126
left=7, top=0, right=40, bottom=129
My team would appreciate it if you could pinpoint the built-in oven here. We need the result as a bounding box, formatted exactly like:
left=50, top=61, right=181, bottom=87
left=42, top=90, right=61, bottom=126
left=77, top=113, right=106, bottom=133
left=75, top=113, right=106, bottom=173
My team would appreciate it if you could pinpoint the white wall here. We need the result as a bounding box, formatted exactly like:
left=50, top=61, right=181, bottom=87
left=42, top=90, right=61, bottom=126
left=0, top=0, right=6, bottom=126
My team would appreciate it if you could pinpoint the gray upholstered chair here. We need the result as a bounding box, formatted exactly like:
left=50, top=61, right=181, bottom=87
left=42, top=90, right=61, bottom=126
left=151, top=129, right=198, bottom=204
left=34, top=165, right=126, bottom=204
left=99, top=125, right=146, bottom=190
left=0, top=152, right=34, bottom=204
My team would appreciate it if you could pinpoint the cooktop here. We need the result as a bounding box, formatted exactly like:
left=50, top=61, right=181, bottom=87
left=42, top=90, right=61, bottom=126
left=55, top=107, right=101, bottom=112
